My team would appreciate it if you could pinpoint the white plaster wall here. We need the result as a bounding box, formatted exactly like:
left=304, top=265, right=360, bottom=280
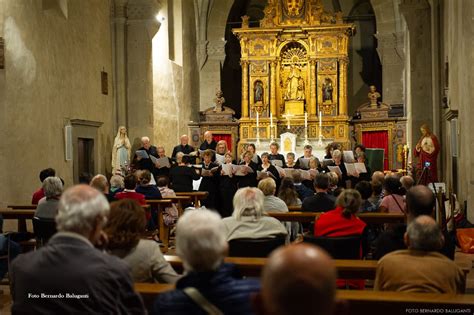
left=0, top=1, right=114, bottom=204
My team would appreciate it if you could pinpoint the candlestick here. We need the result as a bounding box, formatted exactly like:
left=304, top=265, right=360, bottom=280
left=270, top=112, right=274, bottom=142
left=318, top=111, right=323, bottom=147
left=256, top=111, right=260, bottom=146
left=287, top=110, right=291, bottom=129
left=304, top=112, right=308, bottom=129
left=303, top=112, right=309, bottom=145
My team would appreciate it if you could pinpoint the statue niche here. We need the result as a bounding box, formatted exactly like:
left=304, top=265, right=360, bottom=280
left=280, top=42, right=308, bottom=115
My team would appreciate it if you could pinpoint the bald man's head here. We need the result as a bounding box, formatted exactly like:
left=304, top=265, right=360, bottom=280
left=405, top=215, right=444, bottom=251
left=371, top=171, right=384, bottom=184
left=406, top=185, right=435, bottom=221
left=255, top=244, right=337, bottom=315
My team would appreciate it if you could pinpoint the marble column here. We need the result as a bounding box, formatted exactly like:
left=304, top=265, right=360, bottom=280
left=126, top=0, right=161, bottom=141
left=270, top=60, right=277, bottom=116
left=309, top=59, right=317, bottom=116
left=338, top=57, right=348, bottom=116
left=375, top=32, right=405, bottom=106
left=241, top=60, right=249, bottom=118
left=112, top=0, right=128, bottom=129
left=399, top=0, right=433, bottom=147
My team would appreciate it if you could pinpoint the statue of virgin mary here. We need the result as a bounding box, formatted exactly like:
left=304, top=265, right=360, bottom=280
left=112, top=126, right=131, bottom=173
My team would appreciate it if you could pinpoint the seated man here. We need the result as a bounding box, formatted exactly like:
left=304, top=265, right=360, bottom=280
left=253, top=243, right=339, bottom=315
left=302, top=173, right=336, bottom=212
left=374, top=185, right=455, bottom=259
left=32, top=168, right=56, bottom=204
left=11, top=185, right=145, bottom=314
left=374, top=215, right=465, bottom=294
left=35, top=176, right=63, bottom=219
left=90, top=174, right=116, bottom=202
left=153, top=209, right=260, bottom=314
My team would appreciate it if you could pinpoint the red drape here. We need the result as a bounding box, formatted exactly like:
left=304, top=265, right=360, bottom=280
left=214, top=134, right=232, bottom=152
left=362, top=131, right=389, bottom=170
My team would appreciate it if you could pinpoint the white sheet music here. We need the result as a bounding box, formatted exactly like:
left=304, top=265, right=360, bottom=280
left=343, top=151, right=355, bottom=162
left=298, top=158, right=310, bottom=169
left=327, top=165, right=342, bottom=175
left=344, top=163, right=357, bottom=176
left=135, top=150, right=149, bottom=159
left=354, top=162, right=367, bottom=173
left=270, top=159, right=283, bottom=167
left=215, top=154, right=225, bottom=165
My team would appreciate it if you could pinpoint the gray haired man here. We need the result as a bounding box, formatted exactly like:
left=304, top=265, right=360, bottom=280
left=11, top=185, right=145, bottom=314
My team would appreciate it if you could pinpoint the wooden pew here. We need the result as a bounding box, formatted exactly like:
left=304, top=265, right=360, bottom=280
left=267, top=212, right=406, bottom=225
left=175, top=192, right=208, bottom=207
left=6, top=205, right=37, bottom=232
left=134, top=283, right=474, bottom=315
left=145, top=200, right=173, bottom=252
left=0, top=209, right=36, bottom=232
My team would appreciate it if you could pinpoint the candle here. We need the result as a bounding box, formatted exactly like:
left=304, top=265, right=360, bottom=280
left=287, top=110, right=291, bottom=129
left=304, top=112, right=308, bottom=129
left=319, top=111, right=322, bottom=130
left=256, top=112, right=259, bottom=138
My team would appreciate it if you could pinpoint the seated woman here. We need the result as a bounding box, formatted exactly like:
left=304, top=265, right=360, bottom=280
left=105, top=199, right=180, bottom=284
left=379, top=175, right=406, bottom=214
left=237, top=150, right=258, bottom=188
left=35, top=176, right=63, bottom=219
left=169, top=152, right=200, bottom=192
left=277, top=177, right=303, bottom=240
left=222, top=187, right=287, bottom=241
left=156, top=176, right=179, bottom=226
left=136, top=170, right=162, bottom=199
left=258, top=178, right=288, bottom=213
left=109, top=174, right=124, bottom=198
left=314, top=189, right=367, bottom=247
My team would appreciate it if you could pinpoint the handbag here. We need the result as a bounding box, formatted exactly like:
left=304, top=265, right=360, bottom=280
left=456, top=228, right=474, bottom=253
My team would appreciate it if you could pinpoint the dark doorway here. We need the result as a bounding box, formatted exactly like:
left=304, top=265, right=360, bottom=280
left=77, top=138, right=94, bottom=184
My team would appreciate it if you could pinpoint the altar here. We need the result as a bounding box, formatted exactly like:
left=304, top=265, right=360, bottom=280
left=233, top=0, right=355, bottom=153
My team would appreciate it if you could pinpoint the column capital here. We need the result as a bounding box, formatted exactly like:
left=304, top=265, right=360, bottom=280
left=127, top=0, right=162, bottom=21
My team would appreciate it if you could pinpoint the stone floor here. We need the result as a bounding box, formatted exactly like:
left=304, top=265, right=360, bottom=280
left=1, top=249, right=473, bottom=314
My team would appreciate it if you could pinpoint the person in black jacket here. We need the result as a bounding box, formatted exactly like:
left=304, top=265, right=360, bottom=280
left=268, top=142, right=286, bottom=168
left=171, top=135, right=196, bottom=163
left=238, top=150, right=258, bottom=188
left=199, top=150, right=220, bottom=210
left=217, top=153, right=238, bottom=217
left=301, top=173, right=336, bottom=212
left=132, top=136, right=159, bottom=174
left=169, top=152, right=200, bottom=193
left=136, top=170, right=162, bottom=199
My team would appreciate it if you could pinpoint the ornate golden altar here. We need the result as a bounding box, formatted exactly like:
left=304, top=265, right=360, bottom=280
left=233, top=0, right=355, bottom=152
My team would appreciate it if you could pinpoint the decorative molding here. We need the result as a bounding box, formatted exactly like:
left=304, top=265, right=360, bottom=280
left=207, top=40, right=226, bottom=61
left=444, top=109, right=458, bottom=121
left=70, top=119, right=103, bottom=128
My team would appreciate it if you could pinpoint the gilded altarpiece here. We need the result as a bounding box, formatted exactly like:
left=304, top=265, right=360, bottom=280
left=233, top=0, right=355, bottom=150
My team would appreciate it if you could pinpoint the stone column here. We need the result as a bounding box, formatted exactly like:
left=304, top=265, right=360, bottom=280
left=338, top=57, right=348, bottom=116
left=270, top=60, right=277, bottom=116
left=112, top=0, right=128, bottom=129
left=126, top=0, right=161, bottom=141
left=241, top=60, right=249, bottom=118
left=375, top=32, right=405, bottom=106
left=309, top=59, right=317, bottom=116
left=399, top=0, right=432, bottom=144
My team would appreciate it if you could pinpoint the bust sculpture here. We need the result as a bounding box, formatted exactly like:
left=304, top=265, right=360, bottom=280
left=213, top=89, right=225, bottom=112
left=368, top=85, right=381, bottom=107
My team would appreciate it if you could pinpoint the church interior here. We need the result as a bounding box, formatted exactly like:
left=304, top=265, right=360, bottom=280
left=1, top=0, right=474, bottom=313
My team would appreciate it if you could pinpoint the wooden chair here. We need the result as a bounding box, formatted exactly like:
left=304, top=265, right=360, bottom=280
left=32, top=217, right=57, bottom=247
left=303, top=235, right=361, bottom=259
left=175, top=192, right=208, bottom=208
left=228, top=235, right=286, bottom=258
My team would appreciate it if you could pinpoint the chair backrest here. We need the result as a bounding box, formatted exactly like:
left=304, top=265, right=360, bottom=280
left=303, top=235, right=361, bottom=259
left=33, top=217, right=57, bottom=246
left=228, top=235, right=286, bottom=258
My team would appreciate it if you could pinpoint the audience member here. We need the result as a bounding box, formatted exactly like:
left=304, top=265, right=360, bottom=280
left=302, top=173, right=336, bottom=212
left=136, top=170, right=163, bottom=200
left=90, top=174, right=115, bottom=202
left=11, top=185, right=145, bottom=314
left=371, top=171, right=385, bottom=184
left=277, top=177, right=301, bottom=207
left=354, top=181, right=376, bottom=212
left=105, top=199, right=179, bottom=284
left=222, top=187, right=287, bottom=241
left=368, top=180, right=383, bottom=209
left=292, top=171, right=314, bottom=201
left=32, top=168, right=56, bottom=204
left=374, top=215, right=465, bottom=293
left=156, top=176, right=179, bottom=226
left=253, top=244, right=338, bottom=315
left=115, top=174, right=146, bottom=206
left=34, top=177, right=63, bottom=219
left=259, top=178, right=289, bottom=212
left=400, top=175, right=415, bottom=193
left=379, top=175, right=406, bottom=214
left=153, top=209, right=260, bottom=314
left=374, top=185, right=455, bottom=260
left=109, top=174, right=125, bottom=198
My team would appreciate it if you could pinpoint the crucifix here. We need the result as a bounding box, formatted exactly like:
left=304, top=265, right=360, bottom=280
left=283, top=111, right=294, bottom=130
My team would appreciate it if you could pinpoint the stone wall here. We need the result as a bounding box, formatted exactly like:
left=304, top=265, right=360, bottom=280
left=441, top=0, right=474, bottom=221
left=0, top=0, right=114, bottom=204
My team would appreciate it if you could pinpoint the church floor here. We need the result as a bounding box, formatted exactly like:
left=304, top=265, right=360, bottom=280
left=0, top=250, right=473, bottom=314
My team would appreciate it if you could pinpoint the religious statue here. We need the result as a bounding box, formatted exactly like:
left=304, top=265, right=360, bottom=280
left=241, top=15, right=250, bottom=28
left=368, top=85, right=381, bottom=107
left=322, top=78, right=333, bottom=102
left=213, top=89, right=225, bottom=112
left=414, top=124, right=440, bottom=184
left=283, top=0, right=305, bottom=17
left=284, top=65, right=305, bottom=100
left=112, top=126, right=131, bottom=173
left=254, top=81, right=264, bottom=102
